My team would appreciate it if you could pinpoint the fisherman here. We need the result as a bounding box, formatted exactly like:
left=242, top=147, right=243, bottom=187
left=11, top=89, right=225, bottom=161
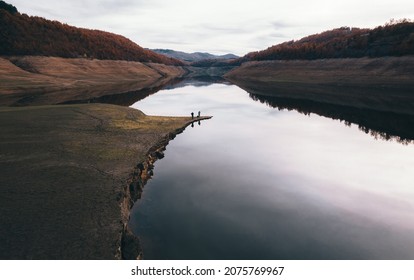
left=191, top=112, right=194, bottom=119
left=197, top=111, right=201, bottom=118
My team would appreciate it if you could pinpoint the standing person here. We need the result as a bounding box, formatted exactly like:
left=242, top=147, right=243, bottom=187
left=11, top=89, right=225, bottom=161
left=191, top=112, right=194, bottom=119
left=197, top=111, right=201, bottom=118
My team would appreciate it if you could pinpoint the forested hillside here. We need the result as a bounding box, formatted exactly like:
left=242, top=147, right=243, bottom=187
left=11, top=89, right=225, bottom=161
left=0, top=1, right=183, bottom=65
left=244, top=20, right=414, bottom=61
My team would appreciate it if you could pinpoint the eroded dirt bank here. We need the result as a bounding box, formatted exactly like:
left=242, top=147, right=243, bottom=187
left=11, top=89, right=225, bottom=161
left=225, top=57, right=414, bottom=115
left=0, top=103, right=210, bottom=259
left=0, top=56, right=186, bottom=106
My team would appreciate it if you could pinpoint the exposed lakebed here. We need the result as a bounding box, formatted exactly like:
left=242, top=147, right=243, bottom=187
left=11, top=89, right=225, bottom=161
left=129, top=82, right=414, bottom=260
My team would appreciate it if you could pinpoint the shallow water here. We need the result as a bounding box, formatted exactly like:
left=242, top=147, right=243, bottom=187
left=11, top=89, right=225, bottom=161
left=129, top=83, right=414, bottom=260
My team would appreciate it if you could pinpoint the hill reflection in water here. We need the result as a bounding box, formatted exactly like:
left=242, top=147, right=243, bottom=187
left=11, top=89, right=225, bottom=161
left=129, top=82, right=414, bottom=259
left=248, top=93, right=414, bottom=145
left=62, top=76, right=414, bottom=145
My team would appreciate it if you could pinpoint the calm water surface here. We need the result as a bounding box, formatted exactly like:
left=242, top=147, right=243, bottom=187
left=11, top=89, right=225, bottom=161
left=129, top=83, right=414, bottom=259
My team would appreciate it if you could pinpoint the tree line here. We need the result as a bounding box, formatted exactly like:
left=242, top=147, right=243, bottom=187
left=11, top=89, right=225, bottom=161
left=244, top=19, right=414, bottom=61
left=0, top=2, right=183, bottom=65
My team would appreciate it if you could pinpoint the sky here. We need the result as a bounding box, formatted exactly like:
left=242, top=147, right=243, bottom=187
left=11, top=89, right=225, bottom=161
left=8, top=0, right=414, bottom=56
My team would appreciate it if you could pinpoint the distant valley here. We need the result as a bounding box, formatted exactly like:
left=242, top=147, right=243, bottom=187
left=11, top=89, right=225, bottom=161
left=150, top=49, right=239, bottom=62
left=1, top=0, right=413, bottom=111
left=1, top=0, right=414, bottom=261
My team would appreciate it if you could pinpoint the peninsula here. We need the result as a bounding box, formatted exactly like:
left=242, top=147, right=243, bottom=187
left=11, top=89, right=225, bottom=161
left=0, top=104, right=210, bottom=259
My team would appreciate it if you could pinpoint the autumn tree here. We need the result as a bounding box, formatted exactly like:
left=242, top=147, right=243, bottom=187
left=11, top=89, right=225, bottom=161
left=0, top=3, right=183, bottom=65
left=0, top=1, right=17, bottom=14
left=243, top=20, right=414, bottom=61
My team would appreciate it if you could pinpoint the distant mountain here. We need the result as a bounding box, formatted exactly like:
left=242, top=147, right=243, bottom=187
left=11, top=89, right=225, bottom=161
left=243, top=20, right=414, bottom=61
left=151, top=49, right=239, bottom=62
left=0, top=1, right=183, bottom=65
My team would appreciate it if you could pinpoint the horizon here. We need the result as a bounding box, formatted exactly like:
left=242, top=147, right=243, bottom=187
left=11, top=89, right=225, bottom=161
left=6, top=0, right=414, bottom=56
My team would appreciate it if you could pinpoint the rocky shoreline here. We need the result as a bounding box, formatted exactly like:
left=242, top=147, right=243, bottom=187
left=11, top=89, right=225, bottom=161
left=120, top=117, right=211, bottom=260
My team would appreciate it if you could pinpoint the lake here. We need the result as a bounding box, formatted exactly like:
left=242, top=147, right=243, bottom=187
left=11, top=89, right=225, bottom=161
left=129, top=81, right=414, bottom=260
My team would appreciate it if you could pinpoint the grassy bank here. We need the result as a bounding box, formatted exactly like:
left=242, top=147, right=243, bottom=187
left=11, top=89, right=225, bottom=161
left=0, top=104, right=209, bottom=259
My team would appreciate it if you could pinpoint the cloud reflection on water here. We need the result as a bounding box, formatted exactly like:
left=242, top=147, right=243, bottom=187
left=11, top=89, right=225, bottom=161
left=130, top=83, right=414, bottom=259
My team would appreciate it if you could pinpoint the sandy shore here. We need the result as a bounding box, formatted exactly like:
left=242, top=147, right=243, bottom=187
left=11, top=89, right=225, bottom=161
left=0, top=104, right=210, bottom=259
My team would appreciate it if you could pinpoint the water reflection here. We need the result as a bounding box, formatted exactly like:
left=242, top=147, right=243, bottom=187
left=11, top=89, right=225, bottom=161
left=60, top=78, right=183, bottom=106
left=62, top=75, right=414, bottom=144
left=58, top=76, right=230, bottom=107
left=163, top=76, right=231, bottom=90
left=129, top=83, right=414, bottom=260
left=248, top=93, right=414, bottom=144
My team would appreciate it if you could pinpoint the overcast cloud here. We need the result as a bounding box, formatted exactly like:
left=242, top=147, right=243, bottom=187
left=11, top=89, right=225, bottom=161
left=8, top=0, right=414, bottom=55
